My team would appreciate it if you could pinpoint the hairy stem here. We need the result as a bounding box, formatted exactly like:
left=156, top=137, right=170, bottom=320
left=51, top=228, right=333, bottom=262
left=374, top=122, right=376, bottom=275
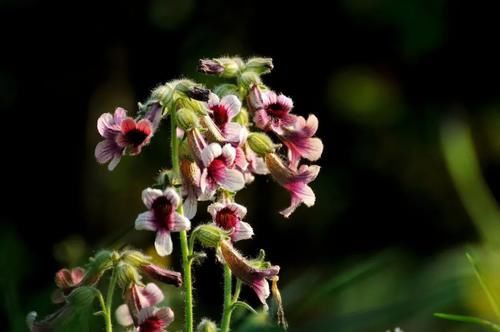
left=220, top=264, right=233, bottom=332
left=171, top=107, right=194, bottom=332
left=104, top=269, right=118, bottom=332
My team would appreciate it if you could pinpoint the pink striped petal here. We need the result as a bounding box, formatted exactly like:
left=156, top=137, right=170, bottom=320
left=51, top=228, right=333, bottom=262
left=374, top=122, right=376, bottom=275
left=135, top=211, right=158, bottom=231
left=115, top=304, right=133, bottom=327
left=215, top=168, right=245, bottom=192
left=172, top=213, right=191, bottom=232
left=201, top=143, right=222, bottom=167
left=155, top=230, right=173, bottom=257
left=232, top=221, right=253, bottom=242
left=163, top=187, right=180, bottom=208
left=220, top=95, right=241, bottom=119
left=142, top=188, right=163, bottom=209
left=221, top=144, right=236, bottom=166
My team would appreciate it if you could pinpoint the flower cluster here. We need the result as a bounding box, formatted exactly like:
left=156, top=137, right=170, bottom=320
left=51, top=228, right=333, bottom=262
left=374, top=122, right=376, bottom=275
left=29, top=56, right=323, bottom=332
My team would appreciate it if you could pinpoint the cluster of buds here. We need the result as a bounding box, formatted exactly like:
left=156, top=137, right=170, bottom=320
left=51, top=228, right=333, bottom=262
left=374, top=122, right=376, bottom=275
left=28, top=250, right=181, bottom=332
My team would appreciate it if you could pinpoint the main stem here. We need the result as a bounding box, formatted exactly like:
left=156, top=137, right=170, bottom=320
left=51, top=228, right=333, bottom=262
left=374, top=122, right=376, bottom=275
left=220, top=264, right=233, bottom=332
left=171, top=108, right=193, bottom=332
left=104, top=269, right=117, bottom=332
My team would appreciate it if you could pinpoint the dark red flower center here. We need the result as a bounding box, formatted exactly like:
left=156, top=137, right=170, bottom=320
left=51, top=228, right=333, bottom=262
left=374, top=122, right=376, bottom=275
left=125, top=128, right=149, bottom=147
left=208, top=157, right=226, bottom=179
left=215, top=207, right=239, bottom=230
left=151, top=196, right=174, bottom=230
left=139, top=316, right=165, bottom=332
left=266, top=102, right=289, bottom=118
left=211, top=104, right=229, bottom=127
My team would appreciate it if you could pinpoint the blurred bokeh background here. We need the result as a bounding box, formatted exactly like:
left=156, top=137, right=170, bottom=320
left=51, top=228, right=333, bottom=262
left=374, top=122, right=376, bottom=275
left=3, top=0, right=500, bottom=331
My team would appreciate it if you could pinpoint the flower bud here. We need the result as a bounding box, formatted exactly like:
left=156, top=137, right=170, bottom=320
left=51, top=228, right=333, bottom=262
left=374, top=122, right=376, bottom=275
left=213, top=83, right=240, bottom=98
left=247, top=133, right=276, bottom=156
left=245, top=57, right=273, bottom=75
left=177, top=108, right=200, bottom=131
left=181, top=159, right=201, bottom=186
left=116, top=262, right=141, bottom=289
left=238, top=71, right=262, bottom=89
left=193, top=224, right=230, bottom=248
left=141, top=264, right=182, bottom=287
left=196, top=318, right=217, bottom=332
left=85, top=250, right=113, bottom=284
left=66, top=286, right=97, bottom=309
left=151, top=84, right=175, bottom=106
left=247, top=85, right=264, bottom=112
left=198, top=58, right=244, bottom=78
left=121, top=250, right=151, bottom=267
left=233, top=108, right=249, bottom=126
left=200, top=116, right=225, bottom=143
left=188, top=87, right=211, bottom=102
left=177, top=98, right=208, bottom=116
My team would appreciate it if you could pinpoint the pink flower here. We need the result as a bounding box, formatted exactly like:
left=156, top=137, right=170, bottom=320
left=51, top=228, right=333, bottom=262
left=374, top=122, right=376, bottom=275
left=95, top=107, right=154, bottom=170
left=200, top=143, right=245, bottom=196
left=220, top=240, right=280, bottom=305
left=280, top=114, right=323, bottom=170
left=207, top=202, right=253, bottom=242
left=116, top=283, right=174, bottom=332
left=135, top=188, right=191, bottom=256
left=265, top=153, right=320, bottom=218
left=52, top=267, right=86, bottom=304
left=207, top=94, right=247, bottom=144
left=249, top=86, right=297, bottom=135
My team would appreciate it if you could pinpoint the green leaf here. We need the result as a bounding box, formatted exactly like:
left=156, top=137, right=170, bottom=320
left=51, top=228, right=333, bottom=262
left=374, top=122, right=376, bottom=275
left=434, top=313, right=500, bottom=331
left=232, top=301, right=258, bottom=315
left=466, top=252, right=500, bottom=319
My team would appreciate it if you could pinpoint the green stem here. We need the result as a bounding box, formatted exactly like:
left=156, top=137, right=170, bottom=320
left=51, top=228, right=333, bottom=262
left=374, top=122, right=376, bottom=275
left=104, top=269, right=118, bottom=332
left=232, top=279, right=242, bottom=304
left=171, top=106, right=194, bottom=332
left=221, top=264, right=233, bottom=332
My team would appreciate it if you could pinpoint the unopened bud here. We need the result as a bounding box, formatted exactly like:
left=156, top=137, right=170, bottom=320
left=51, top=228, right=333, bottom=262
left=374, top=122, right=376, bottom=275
left=247, top=133, right=275, bottom=156
left=141, top=264, right=182, bottom=287
left=245, top=57, right=273, bottom=75
left=233, top=108, right=249, bottom=126
left=177, top=98, right=207, bottom=116
left=188, top=87, right=210, bottom=102
left=85, top=250, right=113, bottom=284
left=196, top=318, right=217, bottom=332
left=213, top=84, right=240, bottom=98
left=121, top=250, right=151, bottom=267
left=198, top=58, right=244, bottom=78
left=116, top=262, right=141, bottom=289
left=193, top=224, right=229, bottom=248
left=151, top=84, right=175, bottom=106
left=238, top=71, right=262, bottom=88
left=66, top=286, right=97, bottom=309
left=177, top=108, right=200, bottom=131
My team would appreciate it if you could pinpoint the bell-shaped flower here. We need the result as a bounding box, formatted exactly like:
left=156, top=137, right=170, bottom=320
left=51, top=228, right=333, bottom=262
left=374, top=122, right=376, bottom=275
left=280, top=114, right=323, bottom=170
left=200, top=143, right=245, bottom=196
left=265, top=153, right=320, bottom=218
left=249, top=86, right=297, bottom=135
left=135, top=188, right=191, bottom=256
left=207, top=202, right=253, bottom=242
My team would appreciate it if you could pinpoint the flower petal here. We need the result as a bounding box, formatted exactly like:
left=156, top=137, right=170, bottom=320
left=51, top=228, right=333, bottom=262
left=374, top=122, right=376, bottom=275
left=251, top=278, right=270, bottom=305
left=141, top=283, right=164, bottom=307
left=172, top=213, right=191, bottom=232
left=107, top=153, right=122, bottom=171
left=253, top=109, right=270, bottom=130
left=232, top=221, right=253, bottom=242
left=221, top=144, right=236, bottom=166
left=95, top=139, right=122, bottom=164
left=163, top=187, right=181, bottom=208
left=136, top=119, right=153, bottom=137
left=224, top=122, right=247, bottom=145
left=115, top=304, right=133, bottom=327
left=113, top=107, right=127, bottom=123
left=155, top=230, right=173, bottom=257
left=220, top=95, right=241, bottom=119
left=261, top=91, right=277, bottom=107
left=183, top=192, right=198, bottom=220
left=207, top=202, right=225, bottom=220
left=226, top=202, right=247, bottom=219
left=135, top=211, right=158, bottom=231
left=121, top=117, right=137, bottom=133
left=97, top=113, right=114, bottom=137
left=201, top=143, right=222, bottom=167
left=142, top=188, right=163, bottom=209
left=277, top=94, right=294, bottom=111
left=215, top=168, right=245, bottom=192
left=156, top=307, right=175, bottom=327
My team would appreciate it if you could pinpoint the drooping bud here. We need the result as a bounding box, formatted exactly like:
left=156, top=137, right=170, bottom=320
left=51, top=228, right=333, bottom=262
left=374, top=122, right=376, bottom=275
left=177, top=108, right=200, bottom=131
left=177, top=97, right=208, bottom=116
left=188, top=86, right=211, bottom=102
left=66, top=286, right=97, bottom=309
left=220, top=240, right=280, bottom=305
left=247, top=85, right=264, bottom=112
left=192, top=224, right=230, bottom=248
left=247, top=133, right=276, bottom=156
left=245, top=57, right=273, bottom=75
left=198, top=59, right=224, bottom=75
left=213, top=83, right=240, bottom=98
left=116, top=262, right=141, bottom=289
left=196, top=318, right=218, bottom=332
left=141, top=264, right=183, bottom=287
left=238, top=71, right=262, bottom=89
left=200, top=116, right=225, bottom=143
left=181, top=159, right=201, bottom=186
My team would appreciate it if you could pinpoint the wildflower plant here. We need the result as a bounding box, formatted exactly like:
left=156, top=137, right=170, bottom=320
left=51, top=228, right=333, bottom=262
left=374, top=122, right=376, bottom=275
left=28, top=56, right=323, bottom=332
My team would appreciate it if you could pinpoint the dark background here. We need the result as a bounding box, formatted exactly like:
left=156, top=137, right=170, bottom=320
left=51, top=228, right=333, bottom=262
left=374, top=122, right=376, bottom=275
left=2, top=0, right=500, bottom=331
